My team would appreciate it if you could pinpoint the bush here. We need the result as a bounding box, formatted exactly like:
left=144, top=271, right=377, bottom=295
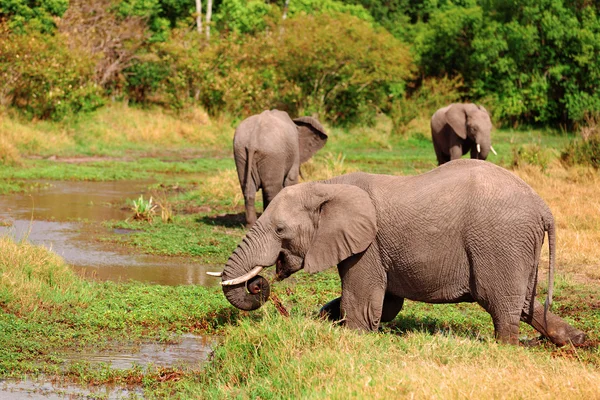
left=272, top=12, right=414, bottom=125
left=390, top=76, right=463, bottom=135
left=143, top=12, right=413, bottom=125
left=0, top=24, right=104, bottom=120
left=561, top=114, right=600, bottom=169
left=511, top=143, right=553, bottom=171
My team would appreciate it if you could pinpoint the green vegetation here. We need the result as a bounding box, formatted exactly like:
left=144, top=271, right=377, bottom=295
left=2, top=0, right=599, bottom=128
left=1, top=0, right=600, bottom=396
left=0, top=105, right=598, bottom=397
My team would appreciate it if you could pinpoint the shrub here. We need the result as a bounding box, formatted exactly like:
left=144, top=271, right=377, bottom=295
left=272, top=12, right=414, bottom=125
left=59, top=0, right=149, bottom=91
left=511, top=143, right=553, bottom=171
left=0, top=0, right=68, bottom=33
left=561, top=114, right=600, bottom=169
left=0, top=24, right=104, bottom=120
left=390, top=76, right=463, bottom=135
left=148, top=12, right=414, bottom=125
left=0, top=136, right=22, bottom=166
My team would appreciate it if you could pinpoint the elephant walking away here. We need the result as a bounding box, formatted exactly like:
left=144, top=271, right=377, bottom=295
left=431, top=103, right=497, bottom=165
left=233, top=109, right=327, bottom=227
left=211, top=159, right=585, bottom=346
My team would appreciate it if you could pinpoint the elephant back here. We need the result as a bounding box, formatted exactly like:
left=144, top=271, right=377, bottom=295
left=293, top=117, right=328, bottom=164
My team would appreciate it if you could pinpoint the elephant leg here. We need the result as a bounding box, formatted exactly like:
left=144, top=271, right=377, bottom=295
left=434, top=145, right=450, bottom=166
left=449, top=144, right=463, bottom=161
left=381, top=293, right=404, bottom=323
left=338, top=252, right=386, bottom=332
left=258, top=165, right=286, bottom=211
left=320, top=293, right=403, bottom=324
left=319, top=297, right=342, bottom=321
left=521, top=299, right=586, bottom=346
left=262, top=185, right=282, bottom=211
left=481, top=294, right=525, bottom=345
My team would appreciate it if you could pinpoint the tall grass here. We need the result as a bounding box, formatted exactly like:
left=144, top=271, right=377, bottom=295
left=515, top=165, right=600, bottom=279
left=190, top=315, right=600, bottom=399
left=0, top=104, right=233, bottom=158
left=0, top=237, right=90, bottom=311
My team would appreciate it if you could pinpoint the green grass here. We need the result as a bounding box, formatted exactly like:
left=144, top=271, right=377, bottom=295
left=0, top=108, right=599, bottom=398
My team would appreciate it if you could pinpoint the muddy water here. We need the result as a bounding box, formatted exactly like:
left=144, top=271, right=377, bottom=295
left=62, top=334, right=215, bottom=369
left=0, top=181, right=222, bottom=286
left=0, top=379, right=143, bottom=399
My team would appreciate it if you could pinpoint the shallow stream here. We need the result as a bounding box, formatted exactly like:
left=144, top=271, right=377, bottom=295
left=0, top=180, right=221, bottom=286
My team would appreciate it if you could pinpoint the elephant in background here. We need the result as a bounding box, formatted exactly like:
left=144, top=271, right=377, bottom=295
left=431, top=103, right=496, bottom=165
left=212, top=159, right=585, bottom=346
left=233, top=109, right=327, bottom=227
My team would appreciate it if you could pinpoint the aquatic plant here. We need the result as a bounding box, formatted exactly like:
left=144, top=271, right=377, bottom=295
left=129, top=195, right=157, bottom=222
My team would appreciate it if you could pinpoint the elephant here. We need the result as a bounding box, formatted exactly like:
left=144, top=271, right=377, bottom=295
left=210, top=159, right=586, bottom=346
left=233, top=109, right=327, bottom=227
left=431, top=103, right=497, bottom=165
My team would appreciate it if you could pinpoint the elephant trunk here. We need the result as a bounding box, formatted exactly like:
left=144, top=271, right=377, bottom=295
left=475, top=136, right=491, bottom=160
left=221, top=220, right=280, bottom=311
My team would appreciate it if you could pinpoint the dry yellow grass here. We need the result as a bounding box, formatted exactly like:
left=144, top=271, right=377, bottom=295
left=94, top=103, right=230, bottom=146
left=514, top=164, right=600, bottom=279
left=209, top=315, right=600, bottom=399
left=302, top=152, right=358, bottom=181
left=0, top=236, right=86, bottom=311
left=0, top=113, right=73, bottom=156
left=0, top=104, right=232, bottom=157
left=201, top=168, right=244, bottom=207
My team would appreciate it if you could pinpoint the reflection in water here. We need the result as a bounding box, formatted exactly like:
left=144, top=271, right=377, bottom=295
left=0, top=181, right=223, bottom=286
left=0, top=379, right=142, bottom=400
left=62, top=334, right=215, bottom=369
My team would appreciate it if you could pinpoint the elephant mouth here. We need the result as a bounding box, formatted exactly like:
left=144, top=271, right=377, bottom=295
left=247, top=275, right=269, bottom=295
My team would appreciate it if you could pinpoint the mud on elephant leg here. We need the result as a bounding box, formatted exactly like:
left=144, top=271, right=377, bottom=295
left=521, top=299, right=586, bottom=346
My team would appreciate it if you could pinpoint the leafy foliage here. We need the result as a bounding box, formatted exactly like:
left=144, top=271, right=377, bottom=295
left=0, top=24, right=104, bottom=120
left=1, top=0, right=600, bottom=128
left=0, top=0, right=68, bottom=32
left=561, top=114, right=600, bottom=168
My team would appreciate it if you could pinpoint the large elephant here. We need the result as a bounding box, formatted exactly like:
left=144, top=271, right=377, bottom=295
left=233, top=109, right=327, bottom=227
left=431, top=103, right=496, bottom=165
left=211, top=159, right=585, bottom=346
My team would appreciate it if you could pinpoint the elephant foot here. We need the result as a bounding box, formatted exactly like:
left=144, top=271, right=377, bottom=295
left=547, top=326, right=587, bottom=347
left=318, top=297, right=343, bottom=322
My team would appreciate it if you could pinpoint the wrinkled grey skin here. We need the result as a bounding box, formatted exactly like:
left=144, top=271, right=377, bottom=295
left=431, top=103, right=493, bottom=165
left=221, top=159, right=586, bottom=346
left=233, top=109, right=327, bottom=227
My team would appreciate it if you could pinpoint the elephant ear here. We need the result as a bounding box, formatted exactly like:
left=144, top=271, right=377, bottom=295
left=476, top=104, right=490, bottom=115
left=293, top=117, right=328, bottom=164
left=304, top=183, right=377, bottom=274
left=445, top=104, right=468, bottom=140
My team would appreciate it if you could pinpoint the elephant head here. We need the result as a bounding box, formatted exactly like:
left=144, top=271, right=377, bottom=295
left=445, top=103, right=493, bottom=159
left=214, top=182, right=377, bottom=311
left=293, top=117, right=328, bottom=164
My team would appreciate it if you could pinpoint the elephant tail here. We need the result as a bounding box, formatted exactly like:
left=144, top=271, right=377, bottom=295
left=244, top=146, right=255, bottom=195
left=544, top=217, right=556, bottom=318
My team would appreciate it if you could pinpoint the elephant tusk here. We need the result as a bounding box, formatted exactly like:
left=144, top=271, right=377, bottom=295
left=490, top=145, right=498, bottom=156
left=477, top=143, right=481, bottom=153
left=206, top=271, right=223, bottom=277
left=221, top=266, right=264, bottom=286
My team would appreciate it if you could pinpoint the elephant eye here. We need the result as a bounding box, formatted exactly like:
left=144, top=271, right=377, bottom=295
left=276, top=225, right=285, bottom=234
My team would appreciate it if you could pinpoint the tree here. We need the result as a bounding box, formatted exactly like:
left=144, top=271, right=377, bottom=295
left=206, top=0, right=213, bottom=39
left=195, top=0, right=202, bottom=33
